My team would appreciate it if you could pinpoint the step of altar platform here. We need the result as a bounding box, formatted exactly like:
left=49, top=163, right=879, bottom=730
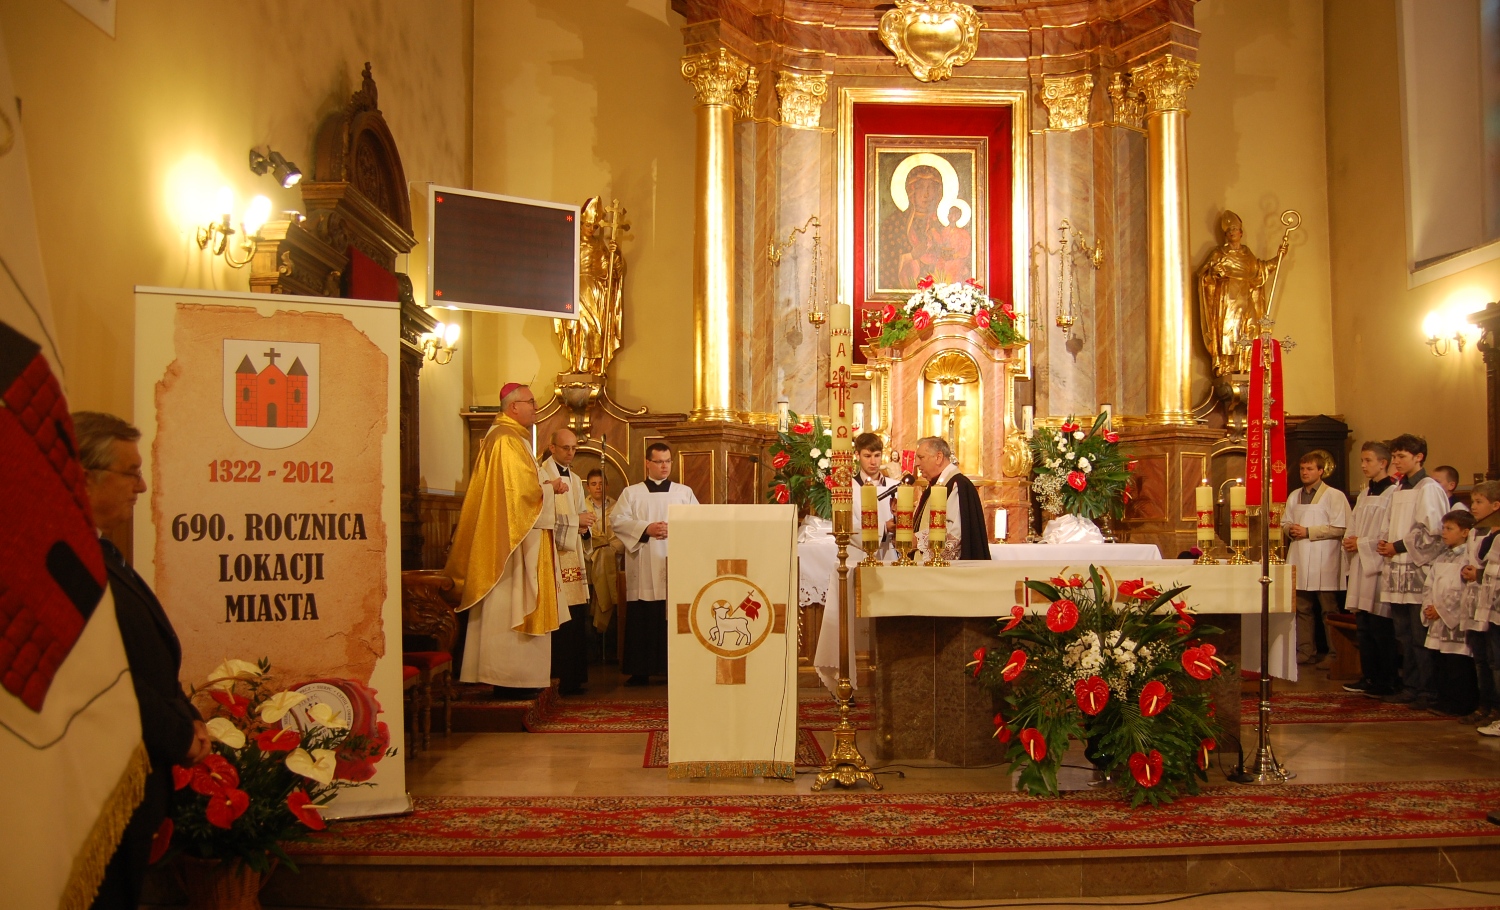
left=445, top=682, right=556, bottom=734
left=142, top=838, right=1500, bottom=907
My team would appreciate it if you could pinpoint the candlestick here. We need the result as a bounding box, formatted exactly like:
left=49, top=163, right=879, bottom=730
left=1268, top=502, right=1285, bottom=565
left=1100, top=403, right=1113, bottom=428
left=1194, top=478, right=1217, bottom=564
left=995, top=508, right=1007, bottom=543
left=893, top=480, right=917, bottom=566
left=1227, top=481, right=1252, bottom=564
left=776, top=398, right=790, bottom=432
left=859, top=483, right=879, bottom=547
left=925, top=484, right=948, bottom=566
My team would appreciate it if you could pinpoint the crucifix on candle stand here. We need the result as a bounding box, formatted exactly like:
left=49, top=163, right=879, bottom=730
left=936, top=382, right=966, bottom=465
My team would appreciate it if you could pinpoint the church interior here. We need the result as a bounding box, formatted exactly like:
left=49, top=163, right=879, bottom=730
left=10, top=0, right=1500, bottom=908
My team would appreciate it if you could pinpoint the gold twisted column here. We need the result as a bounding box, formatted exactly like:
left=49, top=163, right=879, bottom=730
left=1132, top=54, right=1200, bottom=426
left=682, top=49, right=754, bottom=421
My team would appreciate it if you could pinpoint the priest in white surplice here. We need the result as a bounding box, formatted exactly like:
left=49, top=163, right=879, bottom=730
left=612, top=441, right=698, bottom=686
left=539, top=426, right=595, bottom=695
left=444, top=383, right=564, bottom=697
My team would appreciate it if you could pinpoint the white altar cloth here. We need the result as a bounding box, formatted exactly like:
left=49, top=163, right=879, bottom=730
left=797, top=536, right=838, bottom=607
left=856, top=559, right=1298, bottom=680
left=989, top=542, right=1161, bottom=563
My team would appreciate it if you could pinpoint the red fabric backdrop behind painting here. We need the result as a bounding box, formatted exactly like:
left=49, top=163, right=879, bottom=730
left=852, top=104, right=1012, bottom=361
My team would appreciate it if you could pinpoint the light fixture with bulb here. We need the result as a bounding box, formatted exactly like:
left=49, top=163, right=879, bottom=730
left=248, top=147, right=303, bottom=189
left=419, top=319, right=461, bottom=365
left=196, top=190, right=273, bottom=268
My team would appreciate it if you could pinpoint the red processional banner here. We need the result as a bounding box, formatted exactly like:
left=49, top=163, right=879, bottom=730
left=1246, top=338, right=1287, bottom=507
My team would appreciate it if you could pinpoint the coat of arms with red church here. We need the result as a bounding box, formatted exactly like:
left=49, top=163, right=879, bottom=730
left=222, top=339, right=320, bottom=448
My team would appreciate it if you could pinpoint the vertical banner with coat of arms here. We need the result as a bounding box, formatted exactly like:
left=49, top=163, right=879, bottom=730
left=133, top=287, right=407, bottom=817
left=666, top=504, right=798, bottom=778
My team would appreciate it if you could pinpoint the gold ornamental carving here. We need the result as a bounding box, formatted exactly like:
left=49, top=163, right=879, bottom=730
left=776, top=71, right=828, bottom=130
left=682, top=48, right=755, bottom=115
left=1129, top=54, right=1199, bottom=114
left=1040, top=73, right=1094, bottom=131
left=1001, top=430, right=1033, bottom=478
left=556, top=196, right=628, bottom=378
left=1107, top=72, right=1145, bottom=128
left=877, top=0, right=982, bottom=84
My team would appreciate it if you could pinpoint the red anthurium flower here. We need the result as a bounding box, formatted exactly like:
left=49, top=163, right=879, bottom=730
left=1200, top=643, right=1218, bottom=658
left=1060, top=422, right=1079, bottom=434
left=1000, top=300, right=1016, bottom=320
left=792, top=420, right=813, bottom=435
left=1067, top=576, right=1087, bottom=588
left=1001, top=649, right=1028, bottom=681
left=1139, top=680, right=1172, bottom=717
left=967, top=647, right=988, bottom=678
left=992, top=712, right=1011, bottom=742
left=1067, top=471, right=1088, bottom=492
left=172, top=765, right=193, bottom=791
left=880, top=303, right=898, bottom=324
left=1020, top=727, right=1047, bottom=761
left=1127, top=459, right=1139, bottom=471
left=1117, top=579, right=1161, bottom=601
left=964, top=277, right=983, bottom=288
left=1103, top=430, right=1121, bottom=444
left=1046, top=598, right=1078, bottom=633
left=205, top=787, right=250, bottom=829
left=771, top=450, right=791, bottom=469
left=287, top=790, right=327, bottom=831
left=912, top=310, right=932, bottom=331
left=1197, top=738, right=1216, bottom=770
left=1075, top=676, right=1110, bottom=715
left=1048, top=576, right=1069, bottom=588
left=209, top=689, right=249, bottom=718
left=773, top=484, right=790, bottom=504
left=975, top=309, right=991, bottom=329
left=1122, top=489, right=1133, bottom=503
left=1128, top=750, right=1164, bottom=788
left=1182, top=646, right=1215, bottom=680
left=148, top=817, right=173, bottom=865
left=917, top=275, right=935, bottom=290
left=1002, top=604, right=1026, bottom=631
left=256, top=728, right=301, bottom=753
left=189, top=754, right=240, bottom=796
left=1176, top=616, right=1194, bottom=635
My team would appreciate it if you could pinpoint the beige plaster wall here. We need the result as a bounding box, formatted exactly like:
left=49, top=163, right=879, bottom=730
left=1326, top=0, right=1492, bottom=478
left=1188, top=0, right=1337, bottom=417
left=468, top=0, right=695, bottom=415
left=0, top=0, right=472, bottom=490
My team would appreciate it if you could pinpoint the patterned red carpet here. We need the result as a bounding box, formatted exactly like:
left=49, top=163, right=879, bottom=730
left=1246, top=691, right=1449, bottom=724
left=524, top=693, right=872, bottom=733
left=643, top=728, right=827, bottom=768
left=292, top=779, right=1500, bottom=859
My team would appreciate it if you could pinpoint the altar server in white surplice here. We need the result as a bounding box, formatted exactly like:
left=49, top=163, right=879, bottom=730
left=1283, top=450, right=1351, bottom=665
left=444, top=383, right=563, bottom=697
left=1376, top=434, right=1452, bottom=708
left=1342, top=441, right=1397, bottom=696
left=612, top=441, right=699, bottom=686
left=539, top=427, right=596, bottom=695
left=853, top=431, right=896, bottom=562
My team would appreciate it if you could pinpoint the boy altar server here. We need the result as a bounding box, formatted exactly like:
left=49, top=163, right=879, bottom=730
left=1376, top=433, right=1451, bottom=709
left=1343, top=441, right=1398, bottom=696
left=1283, top=450, right=1351, bottom=666
left=539, top=427, right=595, bottom=695
left=1422, top=510, right=1478, bottom=717
left=1463, top=482, right=1500, bottom=727
left=612, top=442, right=699, bottom=686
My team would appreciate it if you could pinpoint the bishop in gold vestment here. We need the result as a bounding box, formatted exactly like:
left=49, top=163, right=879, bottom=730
left=444, top=385, right=561, bottom=690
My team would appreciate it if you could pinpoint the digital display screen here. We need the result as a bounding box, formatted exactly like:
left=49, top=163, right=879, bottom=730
left=428, top=187, right=579, bottom=318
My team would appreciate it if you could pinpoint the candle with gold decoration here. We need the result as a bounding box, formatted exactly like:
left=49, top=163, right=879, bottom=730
left=1229, top=482, right=1248, bottom=542
left=927, top=483, right=947, bottom=546
left=1195, top=479, right=1214, bottom=543
left=828, top=303, right=856, bottom=523
left=894, top=483, right=915, bottom=543
left=860, top=483, right=878, bottom=546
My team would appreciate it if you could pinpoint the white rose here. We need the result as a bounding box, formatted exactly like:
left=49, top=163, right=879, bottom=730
left=1073, top=430, right=1086, bottom=441
left=1078, top=457, right=1089, bottom=469
left=809, top=448, right=821, bottom=458
left=818, top=458, right=831, bottom=470
left=1083, top=462, right=1093, bottom=474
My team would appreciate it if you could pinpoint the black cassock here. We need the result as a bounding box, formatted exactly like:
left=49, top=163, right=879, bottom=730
left=915, top=471, right=992, bottom=561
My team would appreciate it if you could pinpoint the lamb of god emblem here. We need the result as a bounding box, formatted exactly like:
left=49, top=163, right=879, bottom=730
left=678, top=560, right=786, bottom=685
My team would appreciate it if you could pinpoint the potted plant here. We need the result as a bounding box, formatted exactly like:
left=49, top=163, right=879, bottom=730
left=1030, top=412, right=1132, bottom=542
left=158, top=658, right=393, bottom=909
left=871, top=276, right=1026, bottom=351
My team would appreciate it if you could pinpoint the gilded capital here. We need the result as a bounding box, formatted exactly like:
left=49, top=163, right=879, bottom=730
left=682, top=48, right=753, bottom=108
left=1128, top=54, right=1199, bottom=114
left=1040, top=73, right=1094, bottom=131
left=1107, top=72, right=1145, bottom=128
left=776, top=71, right=828, bottom=129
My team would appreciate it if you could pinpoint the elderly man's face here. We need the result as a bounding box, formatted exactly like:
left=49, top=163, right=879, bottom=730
left=86, top=439, right=146, bottom=534
left=915, top=443, right=948, bottom=481
left=505, top=387, right=538, bottom=428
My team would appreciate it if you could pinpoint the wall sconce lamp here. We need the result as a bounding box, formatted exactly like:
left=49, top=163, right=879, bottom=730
left=196, top=192, right=271, bottom=269
left=1423, top=309, right=1474, bottom=357
left=419, top=320, right=461, bottom=365
left=248, top=147, right=302, bottom=189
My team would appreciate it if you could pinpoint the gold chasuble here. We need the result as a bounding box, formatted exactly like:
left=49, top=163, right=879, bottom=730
left=445, top=414, right=559, bottom=635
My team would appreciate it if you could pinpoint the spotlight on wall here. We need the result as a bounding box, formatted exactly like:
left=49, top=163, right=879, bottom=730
left=248, top=147, right=303, bottom=188
left=196, top=190, right=271, bottom=268
left=419, top=319, right=461, bottom=365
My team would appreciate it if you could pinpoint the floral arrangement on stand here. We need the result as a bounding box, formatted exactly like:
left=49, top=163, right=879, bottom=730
left=161, top=658, right=393, bottom=876
left=968, top=569, right=1228, bottom=806
left=1030, top=412, right=1131, bottom=520
left=872, top=276, right=1026, bottom=350
left=766, top=412, right=836, bottom=520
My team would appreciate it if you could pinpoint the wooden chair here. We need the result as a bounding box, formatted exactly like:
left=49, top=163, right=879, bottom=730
left=401, top=570, right=459, bottom=750
left=401, top=664, right=421, bottom=758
